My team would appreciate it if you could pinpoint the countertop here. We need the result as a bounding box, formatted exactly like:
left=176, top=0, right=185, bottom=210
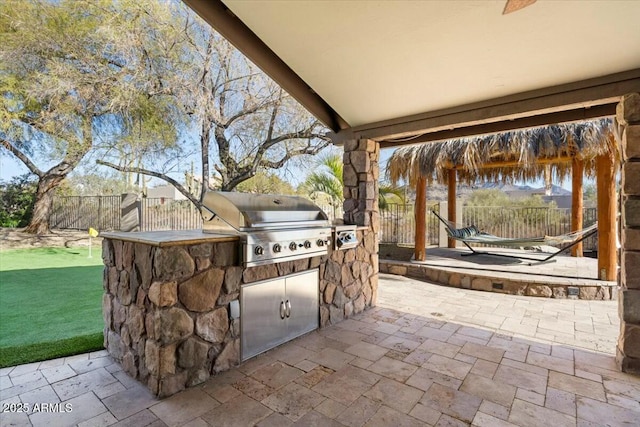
left=100, top=230, right=239, bottom=247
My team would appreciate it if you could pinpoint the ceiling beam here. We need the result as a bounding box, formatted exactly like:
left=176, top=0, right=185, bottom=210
left=379, top=104, right=617, bottom=148
left=182, top=0, right=349, bottom=133
left=339, top=69, right=640, bottom=145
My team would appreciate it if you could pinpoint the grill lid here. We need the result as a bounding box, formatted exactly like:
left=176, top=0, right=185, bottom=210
left=201, top=191, right=329, bottom=232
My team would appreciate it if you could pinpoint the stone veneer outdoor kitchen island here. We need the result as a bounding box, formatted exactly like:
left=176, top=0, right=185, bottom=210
left=101, top=228, right=378, bottom=397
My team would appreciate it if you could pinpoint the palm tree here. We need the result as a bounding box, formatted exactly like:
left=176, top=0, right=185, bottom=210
left=378, top=184, right=406, bottom=210
left=304, top=153, right=406, bottom=219
left=303, top=153, right=343, bottom=219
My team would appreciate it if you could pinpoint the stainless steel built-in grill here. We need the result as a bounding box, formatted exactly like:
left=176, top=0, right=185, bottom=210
left=201, top=191, right=330, bottom=360
left=200, top=191, right=332, bottom=267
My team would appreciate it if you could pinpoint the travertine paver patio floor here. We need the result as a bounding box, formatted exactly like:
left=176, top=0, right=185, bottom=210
left=2, top=273, right=639, bottom=426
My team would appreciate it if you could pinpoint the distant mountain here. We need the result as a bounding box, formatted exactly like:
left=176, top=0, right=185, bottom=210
left=477, top=182, right=571, bottom=196
left=547, top=184, right=572, bottom=196
left=419, top=182, right=571, bottom=202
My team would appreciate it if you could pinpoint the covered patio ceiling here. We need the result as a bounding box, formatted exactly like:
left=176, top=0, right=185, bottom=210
left=184, top=0, right=640, bottom=146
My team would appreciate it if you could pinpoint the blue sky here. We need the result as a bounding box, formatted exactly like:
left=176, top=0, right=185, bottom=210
left=2, top=145, right=577, bottom=191
left=1, top=155, right=29, bottom=180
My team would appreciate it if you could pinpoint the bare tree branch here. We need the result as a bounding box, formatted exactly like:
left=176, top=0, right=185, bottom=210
left=223, top=135, right=331, bottom=190
left=224, top=168, right=256, bottom=191
left=97, top=159, right=202, bottom=208
left=258, top=139, right=332, bottom=170
left=222, top=100, right=273, bottom=129
left=265, top=92, right=281, bottom=143
left=1, top=138, right=44, bottom=177
left=252, top=124, right=330, bottom=167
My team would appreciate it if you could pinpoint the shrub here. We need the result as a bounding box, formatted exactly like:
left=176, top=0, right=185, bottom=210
left=0, top=174, right=36, bottom=227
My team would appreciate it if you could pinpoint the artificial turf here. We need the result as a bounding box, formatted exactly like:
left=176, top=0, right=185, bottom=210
left=0, top=247, right=105, bottom=367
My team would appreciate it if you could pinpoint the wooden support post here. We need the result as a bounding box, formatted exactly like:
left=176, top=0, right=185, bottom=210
left=571, top=158, right=584, bottom=257
left=596, top=154, right=617, bottom=281
left=448, top=169, right=457, bottom=248
left=415, top=176, right=427, bottom=261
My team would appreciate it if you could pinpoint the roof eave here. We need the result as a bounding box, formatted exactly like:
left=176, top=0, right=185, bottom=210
left=341, top=69, right=640, bottom=147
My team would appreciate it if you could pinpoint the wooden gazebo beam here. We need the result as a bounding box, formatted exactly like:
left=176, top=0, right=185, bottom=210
left=596, top=153, right=617, bottom=281
left=448, top=169, right=457, bottom=248
left=415, top=176, right=427, bottom=261
left=571, top=158, right=585, bottom=257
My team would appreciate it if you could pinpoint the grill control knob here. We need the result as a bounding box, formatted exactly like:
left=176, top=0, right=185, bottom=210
left=289, top=242, right=297, bottom=251
left=316, top=239, right=324, bottom=247
left=273, top=243, right=281, bottom=253
left=303, top=240, right=312, bottom=249
left=254, top=246, right=264, bottom=256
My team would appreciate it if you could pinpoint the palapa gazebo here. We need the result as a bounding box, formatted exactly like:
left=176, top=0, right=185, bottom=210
left=387, top=118, right=619, bottom=280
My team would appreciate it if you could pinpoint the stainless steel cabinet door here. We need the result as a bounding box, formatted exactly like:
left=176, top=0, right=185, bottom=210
left=284, top=269, right=319, bottom=342
left=241, top=277, right=286, bottom=360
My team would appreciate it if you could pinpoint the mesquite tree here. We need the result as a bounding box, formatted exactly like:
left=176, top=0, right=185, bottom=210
left=0, top=0, right=178, bottom=233
left=98, top=4, right=331, bottom=204
left=1, top=0, right=330, bottom=234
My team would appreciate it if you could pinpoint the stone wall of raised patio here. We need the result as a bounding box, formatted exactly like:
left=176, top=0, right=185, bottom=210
left=380, top=259, right=616, bottom=300
left=102, top=230, right=378, bottom=397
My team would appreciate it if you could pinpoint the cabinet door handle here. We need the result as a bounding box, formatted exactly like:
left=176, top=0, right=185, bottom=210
left=279, top=300, right=286, bottom=319
left=285, top=300, right=291, bottom=318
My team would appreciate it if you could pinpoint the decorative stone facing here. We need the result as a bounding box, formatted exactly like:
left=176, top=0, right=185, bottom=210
left=332, top=137, right=380, bottom=325
left=343, top=138, right=380, bottom=233
left=103, top=239, right=243, bottom=398
left=318, top=229, right=378, bottom=326
left=103, top=232, right=380, bottom=397
left=379, top=260, right=615, bottom=300
left=617, top=92, right=640, bottom=374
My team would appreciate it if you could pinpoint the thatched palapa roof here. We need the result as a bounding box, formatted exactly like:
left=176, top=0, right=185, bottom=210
left=387, top=118, right=619, bottom=186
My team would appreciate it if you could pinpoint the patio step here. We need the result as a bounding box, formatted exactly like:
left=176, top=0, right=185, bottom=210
left=380, top=259, right=617, bottom=300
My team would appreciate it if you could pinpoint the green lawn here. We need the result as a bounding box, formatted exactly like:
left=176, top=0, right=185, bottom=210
left=0, top=247, right=105, bottom=367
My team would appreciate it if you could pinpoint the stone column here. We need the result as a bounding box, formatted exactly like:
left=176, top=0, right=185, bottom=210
left=617, top=92, right=640, bottom=374
left=343, top=138, right=380, bottom=305
left=343, top=139, right=379, bottom=230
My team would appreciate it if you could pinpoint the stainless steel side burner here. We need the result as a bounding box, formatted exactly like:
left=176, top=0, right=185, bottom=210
left=333, top=224, right=359, bottom=250
left=200, top=191, right=331, bottom=266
